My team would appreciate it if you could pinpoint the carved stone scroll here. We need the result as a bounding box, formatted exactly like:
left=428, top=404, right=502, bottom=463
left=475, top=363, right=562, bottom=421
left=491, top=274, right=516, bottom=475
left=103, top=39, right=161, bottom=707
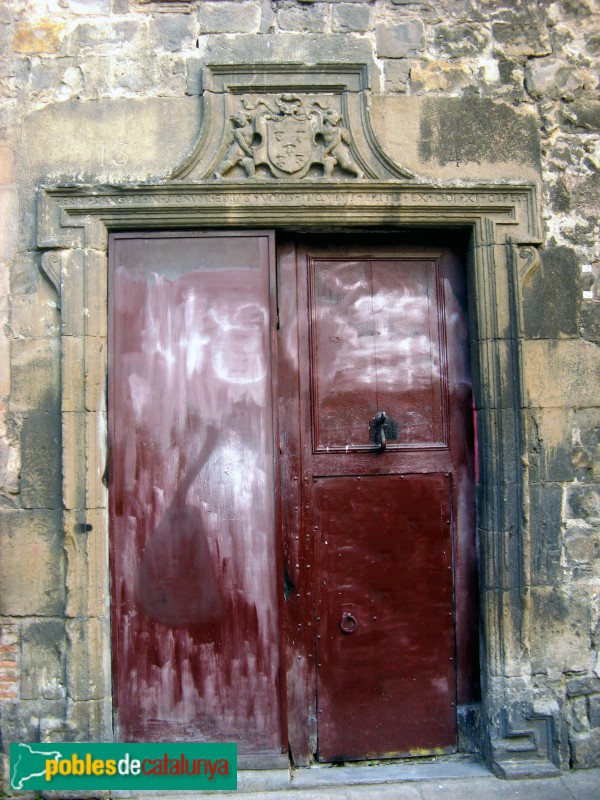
left=517, top=244, right=542, bottom=285
left=40, top=250, right=63, bottom=308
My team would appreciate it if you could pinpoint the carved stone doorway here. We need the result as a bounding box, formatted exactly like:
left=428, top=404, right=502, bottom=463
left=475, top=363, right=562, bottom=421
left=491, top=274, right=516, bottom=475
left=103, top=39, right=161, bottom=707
left=38, top=53, right=553, bottom=780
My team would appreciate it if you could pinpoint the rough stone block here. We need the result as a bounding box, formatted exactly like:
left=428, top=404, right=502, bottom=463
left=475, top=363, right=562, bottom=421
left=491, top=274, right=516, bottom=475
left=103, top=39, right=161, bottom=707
left=155, top=54, right=188, bottom=97
left=0, top=623, right=19, bottom=700
left=523, top=340, right=600, bottom=410
left=418, top=97, right=540, bottom=168
left=9, top=337, right=59, bottom=414
left=492, top=13, right=551, bottom=59
left=568, top=696, right=590, bottom=733
left=581, top=302, right=600, bottom=344
left=411, top=61, right=471, bottom=94
left=20, top=619, right=66, bottom=702
left=68, top=0, right=113, bottom=13
left=278, top=5, right=328, bottom=33
left=11, top=253, right=40, bottom=296
left=0, top=402, right=19, bottom=496
left=64, top=20, right=143, bottom=55
left=0, top=510, right=64, bottom=616
left=567, top=676, right=600, bottom=697
left=77, top=56, right=112, bottom=100
left=433, top=24, right=490, bottom=57
left=11, top=284, right=60, bottom=339
left=0, top=186, right=18, bottom=263
left=569, top=728, right=600, bottom=768
left=529, top=587, right=590, bottom=674
left=522, top=246, right=580, bottom=339
left=562, top=99, right=600, bottom=132
left=564, top=527, right=600, bottom=575
left=110, top=57, right=157, bottom=94
left=530, top=484, right=563, bottom=585
left=13, top=21, right=65, bottom=54
left=572, top=171, right=600, bottom=213
left=527, top=407, right=577, bottom=484
left=525, top=57, right=585, bottom=101
left=20, top=410, right=62, bottom=509
left=566, top=485, right=600, bottom=521
left=0, top=144, right=14, bottom=185
left=27, top=57, right=80, bottom=102
left=332, top=4, right=371, bottom=33
left=376, top=21, right=424, bottom=58
left=0, top=700, right=40, bottom=758
left=383, top=59, right=410, bottom=93
left=572, top=409, right=600, bottom=467
left=199, top=2, right=261, bottom=34
left=589, top=695, right=600, bottom=727
left=24, top=97, right=198, bottom=184
left=0, top=325, right=9, bottom=398
left=67, top=697, right=113, bottom=742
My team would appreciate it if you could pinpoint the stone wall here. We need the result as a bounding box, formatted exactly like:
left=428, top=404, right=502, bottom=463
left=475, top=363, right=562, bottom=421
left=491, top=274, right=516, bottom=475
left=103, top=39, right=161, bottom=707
left=0, top=0, right=599, bottom=787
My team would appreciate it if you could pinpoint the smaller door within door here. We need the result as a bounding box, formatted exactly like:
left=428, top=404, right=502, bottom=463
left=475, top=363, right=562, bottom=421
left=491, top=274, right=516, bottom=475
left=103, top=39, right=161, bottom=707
left=314, top=473, right=455, bottom=760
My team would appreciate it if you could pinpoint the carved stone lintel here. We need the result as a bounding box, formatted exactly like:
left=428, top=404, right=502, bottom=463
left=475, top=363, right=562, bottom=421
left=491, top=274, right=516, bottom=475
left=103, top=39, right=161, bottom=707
left=41, top=250, right=63, bottom=309
left=517, top=244, right=542, bottom=285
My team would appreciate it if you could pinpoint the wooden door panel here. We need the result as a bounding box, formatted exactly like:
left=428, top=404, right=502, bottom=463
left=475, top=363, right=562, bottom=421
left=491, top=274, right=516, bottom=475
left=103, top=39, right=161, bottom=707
left=109, top=232, right=283, bottom=751
left=309, top=258, right=447, bottom=451
left=279, top=237, right=478, bottom=764
left=314, top=473, right=456, bottom=761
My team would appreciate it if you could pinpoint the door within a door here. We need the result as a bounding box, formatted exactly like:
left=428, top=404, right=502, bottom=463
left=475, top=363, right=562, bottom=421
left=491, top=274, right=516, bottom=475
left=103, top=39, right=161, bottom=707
left=278, top=238, right=478, bottom=763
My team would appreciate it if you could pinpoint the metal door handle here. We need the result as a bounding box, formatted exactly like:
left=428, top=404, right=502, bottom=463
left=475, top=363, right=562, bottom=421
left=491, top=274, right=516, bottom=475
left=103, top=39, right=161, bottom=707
left=372, top=411, right=387, bottom=453
left=340, top=611, right=358, bottom=634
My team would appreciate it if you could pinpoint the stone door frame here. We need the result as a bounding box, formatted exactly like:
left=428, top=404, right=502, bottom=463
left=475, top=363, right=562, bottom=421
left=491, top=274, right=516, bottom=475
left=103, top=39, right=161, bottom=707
left=37, top=180, right=558, bottom=777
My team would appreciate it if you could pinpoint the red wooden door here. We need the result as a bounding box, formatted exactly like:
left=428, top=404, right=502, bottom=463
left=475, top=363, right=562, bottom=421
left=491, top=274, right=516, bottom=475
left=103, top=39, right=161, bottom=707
left=109, top=232, right=283, bottom=754
left=278, top=239, right=478, bottom=763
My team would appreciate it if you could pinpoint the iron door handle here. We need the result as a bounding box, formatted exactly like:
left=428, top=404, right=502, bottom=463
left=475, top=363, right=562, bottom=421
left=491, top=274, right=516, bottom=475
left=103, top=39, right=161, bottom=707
left=372, top=411, right=387, bottom=453
left=340, top=611, right=358, bottom=634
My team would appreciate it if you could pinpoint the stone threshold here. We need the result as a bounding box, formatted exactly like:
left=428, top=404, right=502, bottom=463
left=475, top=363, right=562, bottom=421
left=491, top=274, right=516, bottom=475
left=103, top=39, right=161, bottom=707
left=111, top=754, right=489, bottom=797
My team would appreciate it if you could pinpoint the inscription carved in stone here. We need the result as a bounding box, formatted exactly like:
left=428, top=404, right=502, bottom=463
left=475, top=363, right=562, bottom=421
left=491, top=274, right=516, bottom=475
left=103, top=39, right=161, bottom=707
left=215, top=94, right=364, bottom=180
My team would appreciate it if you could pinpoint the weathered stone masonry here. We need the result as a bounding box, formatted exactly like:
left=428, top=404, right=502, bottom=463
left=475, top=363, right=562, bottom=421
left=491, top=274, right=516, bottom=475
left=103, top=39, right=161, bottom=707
left=0, top=0, right=599, bottom=789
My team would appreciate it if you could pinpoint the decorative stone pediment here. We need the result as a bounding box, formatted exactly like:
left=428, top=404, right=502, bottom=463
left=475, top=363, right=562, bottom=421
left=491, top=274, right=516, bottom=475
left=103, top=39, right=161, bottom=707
left=172, top=64, right=415, bottom=181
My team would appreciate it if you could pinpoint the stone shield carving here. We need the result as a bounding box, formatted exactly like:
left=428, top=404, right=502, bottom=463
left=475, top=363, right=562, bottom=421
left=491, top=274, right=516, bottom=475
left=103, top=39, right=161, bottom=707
left=215, top=94, right=364, bottom=180
left=171, top=64, right=416, bottom=181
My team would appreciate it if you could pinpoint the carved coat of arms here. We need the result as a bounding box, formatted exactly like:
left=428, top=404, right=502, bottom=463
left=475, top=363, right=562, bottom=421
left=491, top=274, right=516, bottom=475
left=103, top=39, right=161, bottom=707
left=215, top=94, right=363, bottom=180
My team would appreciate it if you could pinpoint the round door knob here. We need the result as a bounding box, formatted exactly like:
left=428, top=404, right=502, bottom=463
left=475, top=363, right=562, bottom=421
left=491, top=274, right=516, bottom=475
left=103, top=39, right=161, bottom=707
left=340, top=611, right=358, bottom=634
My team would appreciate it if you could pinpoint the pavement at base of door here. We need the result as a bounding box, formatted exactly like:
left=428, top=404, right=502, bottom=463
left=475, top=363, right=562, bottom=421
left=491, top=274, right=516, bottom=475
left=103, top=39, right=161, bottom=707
left=111, top=764, right=600, bottom=800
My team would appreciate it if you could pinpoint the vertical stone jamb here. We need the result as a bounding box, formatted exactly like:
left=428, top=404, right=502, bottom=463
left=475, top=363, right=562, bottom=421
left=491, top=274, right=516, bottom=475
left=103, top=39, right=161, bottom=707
left=42, top=225, right=113, bottom=743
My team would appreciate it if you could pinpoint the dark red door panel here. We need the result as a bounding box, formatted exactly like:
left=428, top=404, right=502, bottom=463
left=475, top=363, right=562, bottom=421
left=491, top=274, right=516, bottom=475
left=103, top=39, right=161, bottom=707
left=314, top=473, right=456, bottom=761
left=278, top=238, right=477, bottom=764
left=109, top=232, right=283, bottom=751
left=309, top=258, right=447, bottom=451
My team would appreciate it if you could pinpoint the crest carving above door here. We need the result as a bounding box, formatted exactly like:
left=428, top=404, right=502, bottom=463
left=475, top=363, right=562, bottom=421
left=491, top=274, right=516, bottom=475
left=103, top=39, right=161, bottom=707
left=171, top=64, right=416, bottom=181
